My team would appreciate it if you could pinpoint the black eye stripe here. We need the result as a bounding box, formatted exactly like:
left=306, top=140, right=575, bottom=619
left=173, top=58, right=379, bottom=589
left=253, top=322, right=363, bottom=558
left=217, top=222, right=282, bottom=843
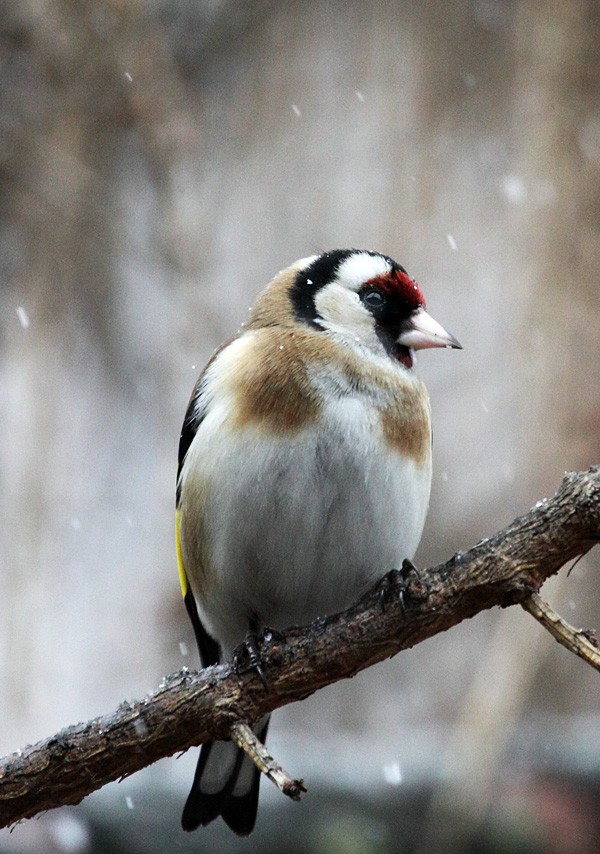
left=289, top=249, right=411, bottom=329
left=290, top=249, right=356, bottom=327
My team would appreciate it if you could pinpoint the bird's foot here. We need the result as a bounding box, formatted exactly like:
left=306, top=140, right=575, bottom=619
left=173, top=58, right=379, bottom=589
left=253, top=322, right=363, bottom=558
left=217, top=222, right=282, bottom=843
left=377, top=559, right=423, bottom=617
left=233, top=630, right=268, bottom=690
left=233, top=626, right=285, bottom=690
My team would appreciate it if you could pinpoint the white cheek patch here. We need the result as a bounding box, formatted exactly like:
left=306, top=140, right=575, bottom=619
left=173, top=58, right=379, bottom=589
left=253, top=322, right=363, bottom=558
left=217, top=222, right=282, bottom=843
left=314, top=283, right=367, bottom=327
left=314, top=283, right=380, bottom=349
left=335, top=253, right=392, bottom=291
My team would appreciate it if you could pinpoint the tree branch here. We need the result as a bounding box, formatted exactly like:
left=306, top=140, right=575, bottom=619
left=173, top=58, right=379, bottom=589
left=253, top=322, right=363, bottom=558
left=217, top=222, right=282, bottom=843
left=230, top=721, right=306, bottom=800
left=1, top=466, right=599, bottom=828
left=521, top=592, right=600, bottom=670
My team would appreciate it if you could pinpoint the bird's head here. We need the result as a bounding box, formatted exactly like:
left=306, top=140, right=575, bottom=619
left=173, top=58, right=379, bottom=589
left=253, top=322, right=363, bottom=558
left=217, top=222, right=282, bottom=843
left=282, top=249, right=461, bottom=368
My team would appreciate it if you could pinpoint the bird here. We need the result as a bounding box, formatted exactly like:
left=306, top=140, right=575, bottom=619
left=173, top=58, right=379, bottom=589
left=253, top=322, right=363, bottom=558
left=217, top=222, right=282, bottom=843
left=175, top=248, right=461, bottom=835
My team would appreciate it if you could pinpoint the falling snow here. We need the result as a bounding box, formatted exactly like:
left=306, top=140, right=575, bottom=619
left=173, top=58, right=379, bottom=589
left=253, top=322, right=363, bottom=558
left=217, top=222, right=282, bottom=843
left=500, top=174, right=526, bottom=205
left=382, top=761, right=402, bottom=785
left=446, top=234, right=458, bottom=251
left=291, top=104, right=301, bottom=117
left=16, top=306, right=29, bottom=328
left=48, top=813, right=91, bottom=852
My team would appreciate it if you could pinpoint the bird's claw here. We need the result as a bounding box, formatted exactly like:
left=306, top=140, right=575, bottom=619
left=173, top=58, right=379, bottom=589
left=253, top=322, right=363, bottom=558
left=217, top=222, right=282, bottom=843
left=377, top=559, right=422, bottom=617
left=232, top=626, right=284, bottom=691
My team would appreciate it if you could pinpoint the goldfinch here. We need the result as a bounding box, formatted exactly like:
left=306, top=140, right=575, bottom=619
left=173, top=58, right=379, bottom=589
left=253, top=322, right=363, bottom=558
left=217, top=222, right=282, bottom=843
left=176, top=249, right=461, bottom=835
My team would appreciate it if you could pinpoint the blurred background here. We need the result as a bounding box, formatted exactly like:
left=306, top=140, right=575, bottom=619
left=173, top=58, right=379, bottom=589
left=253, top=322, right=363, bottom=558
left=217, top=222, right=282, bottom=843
left=1, top=1, right=599, bottom=851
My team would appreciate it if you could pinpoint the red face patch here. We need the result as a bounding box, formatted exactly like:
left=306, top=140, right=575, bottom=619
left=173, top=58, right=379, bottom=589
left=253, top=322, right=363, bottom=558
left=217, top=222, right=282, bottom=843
left=365, top=270, right=426, bottom=311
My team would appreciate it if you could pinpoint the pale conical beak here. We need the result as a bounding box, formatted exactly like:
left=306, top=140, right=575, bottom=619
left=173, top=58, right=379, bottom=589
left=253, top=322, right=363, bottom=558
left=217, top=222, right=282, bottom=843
left=397, top=308, right=462, bottom=351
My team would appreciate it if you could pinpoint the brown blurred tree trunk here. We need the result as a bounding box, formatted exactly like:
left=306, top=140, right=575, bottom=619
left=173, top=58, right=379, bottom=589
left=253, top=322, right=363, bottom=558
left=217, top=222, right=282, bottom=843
left=515, top=1, right=600, bottom=487
left=415, top=4, right=600, bottom=850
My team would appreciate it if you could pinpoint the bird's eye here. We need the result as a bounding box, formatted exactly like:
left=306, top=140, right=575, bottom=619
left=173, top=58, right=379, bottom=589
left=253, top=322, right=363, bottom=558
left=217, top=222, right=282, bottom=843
left=362, top=289, right=386, bottom=309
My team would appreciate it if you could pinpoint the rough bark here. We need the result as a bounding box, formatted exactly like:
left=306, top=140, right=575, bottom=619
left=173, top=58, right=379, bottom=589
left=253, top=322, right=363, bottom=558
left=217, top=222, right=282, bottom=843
left=1, top=466, right=598, bottom=828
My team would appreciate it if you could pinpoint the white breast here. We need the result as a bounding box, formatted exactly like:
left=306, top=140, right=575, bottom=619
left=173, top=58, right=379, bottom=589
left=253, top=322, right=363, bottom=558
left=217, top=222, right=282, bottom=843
left=179, top=380, right=431, bottom=656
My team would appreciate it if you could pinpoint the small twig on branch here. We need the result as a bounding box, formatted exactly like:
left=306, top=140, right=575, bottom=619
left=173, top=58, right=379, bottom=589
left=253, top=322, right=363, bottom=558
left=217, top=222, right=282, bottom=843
left=0, top=466, right=599, bottom=829
left=230, top=721, right=306, bottom=800
left=521, top=592, right=600, bottom=671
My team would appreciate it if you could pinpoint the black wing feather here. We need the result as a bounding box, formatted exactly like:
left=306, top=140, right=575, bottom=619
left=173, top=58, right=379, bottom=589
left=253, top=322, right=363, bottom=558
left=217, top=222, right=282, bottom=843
left=183, top=587, right=220, bottom=667
left=176, top=377, right=205, bottom=505
left=177, top=371, right=221, bottom=667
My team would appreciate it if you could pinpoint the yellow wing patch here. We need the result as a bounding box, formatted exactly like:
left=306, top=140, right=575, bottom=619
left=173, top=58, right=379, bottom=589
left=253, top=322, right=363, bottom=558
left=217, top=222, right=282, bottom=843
left=175, top=508, right=188, bottom=598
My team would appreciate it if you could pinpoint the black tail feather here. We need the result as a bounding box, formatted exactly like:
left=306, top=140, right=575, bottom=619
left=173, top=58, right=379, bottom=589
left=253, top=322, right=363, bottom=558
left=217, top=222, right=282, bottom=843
left=181, top=740, right=243, bottom=831
left=219, top=758, right=263, bottom=836
left=181, top=719, right=270, bottom=836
